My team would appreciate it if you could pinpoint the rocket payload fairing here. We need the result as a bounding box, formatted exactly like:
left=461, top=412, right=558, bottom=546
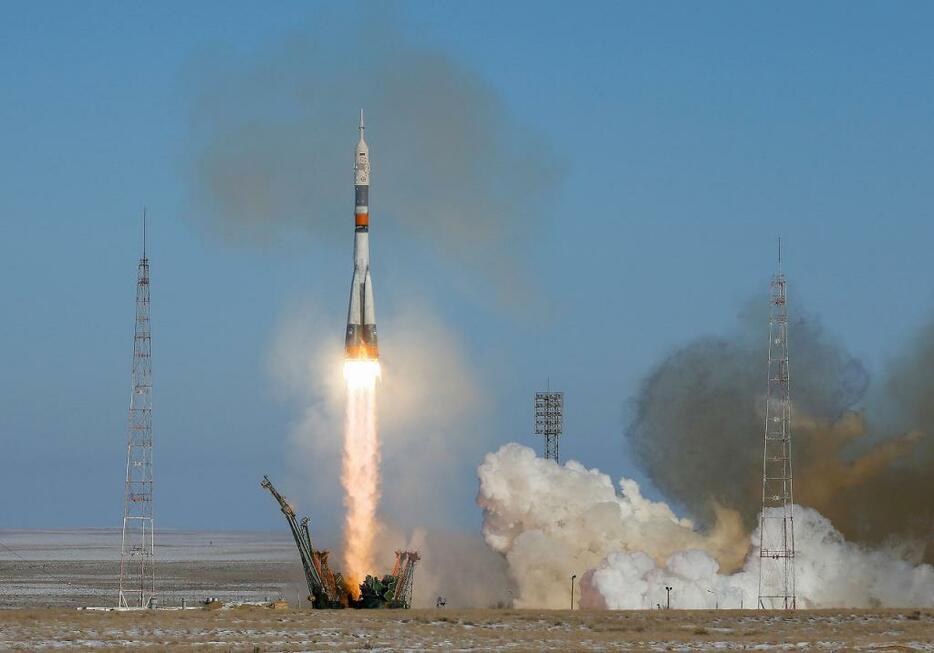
left=345, top=110, right=378, bottom=360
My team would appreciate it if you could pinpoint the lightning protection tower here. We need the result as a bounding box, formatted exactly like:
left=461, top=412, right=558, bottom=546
left=118, top=216, right=155, bottom=608
left=534, top=388, right=564, bottom=463
left=757, top=239, right=796, bottom=610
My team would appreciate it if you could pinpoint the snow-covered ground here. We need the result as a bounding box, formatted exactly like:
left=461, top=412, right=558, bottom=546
left=0, top=529, right=306, bottom=608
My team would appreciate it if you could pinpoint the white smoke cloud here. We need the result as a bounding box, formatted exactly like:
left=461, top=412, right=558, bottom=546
left=266, top=300, right=345, bottom=526
left=477, top=443, right=747, bottom=608
left=478, top=443, right=934, bottom=609
left=580, top=549, right=743, bottom=610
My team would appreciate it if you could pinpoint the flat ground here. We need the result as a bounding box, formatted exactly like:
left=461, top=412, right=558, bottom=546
left=0, top=530, right=305, bottom=609
left=0, top=560, right=301, bottom=609
left=0, top=607, right=930, bottom=651
left=1, top=532, right=931, bottom=650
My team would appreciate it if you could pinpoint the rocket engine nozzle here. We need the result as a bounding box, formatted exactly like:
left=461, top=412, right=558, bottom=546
left=344, top=334, right=379, bottom=361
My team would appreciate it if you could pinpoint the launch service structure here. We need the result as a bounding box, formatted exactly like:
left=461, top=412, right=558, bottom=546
left=757, top=240, right=797, bottom=610
left=118, top=217, right=155, bottom=609
left=260, top=475, right=420, bottom=609
left=261, top=476, right=345, bottom=609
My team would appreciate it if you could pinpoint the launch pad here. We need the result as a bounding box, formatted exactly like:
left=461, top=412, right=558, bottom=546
left=260, top=476, right=420, bottom=609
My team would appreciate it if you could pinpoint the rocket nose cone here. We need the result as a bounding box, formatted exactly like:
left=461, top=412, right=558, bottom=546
left=357, top=109, right=368, bottom=151
left=354, top=110, right=370, bottom=184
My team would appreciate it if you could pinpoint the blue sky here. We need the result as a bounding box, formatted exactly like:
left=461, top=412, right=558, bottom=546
left=2, top=2, right=933, bottom=537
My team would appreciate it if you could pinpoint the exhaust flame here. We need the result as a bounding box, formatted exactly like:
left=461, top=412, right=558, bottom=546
left=341, top=359, right=381, bottom=596
left=343, top=359, right=381, bottom=386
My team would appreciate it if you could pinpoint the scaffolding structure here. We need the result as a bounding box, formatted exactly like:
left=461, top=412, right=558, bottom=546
left=260, top=475, right=344, bottom=608
left=389, top=550, right=421, bottom=609
left=757, top=240, right=796, bottom=610
left=118, top=218, right=155, bottom=608
left=534, top=391, right=564, bottom=463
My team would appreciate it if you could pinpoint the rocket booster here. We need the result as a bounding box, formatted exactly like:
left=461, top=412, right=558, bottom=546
left=345, top=110, right=378, bottom=360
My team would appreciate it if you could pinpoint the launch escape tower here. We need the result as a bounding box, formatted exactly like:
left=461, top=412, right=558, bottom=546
left=757, top=241, right=796, bottom=610
left=118, top=218, right=155, bottom=608
left=534, top=390, right=564, bottom=463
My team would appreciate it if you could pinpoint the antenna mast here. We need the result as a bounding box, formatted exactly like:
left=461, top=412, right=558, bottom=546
left=118, top=214, right=155, bottom=608
left=757, top=238, right=796, bottom=610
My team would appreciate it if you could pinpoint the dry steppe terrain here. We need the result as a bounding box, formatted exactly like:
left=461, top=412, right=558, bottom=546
left=0, top=607, right=931, bottom=651
left=1, top=532, right=931, bottom=650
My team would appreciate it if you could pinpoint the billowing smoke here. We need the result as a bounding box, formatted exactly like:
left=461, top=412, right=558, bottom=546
left=479, top=443, right=934, bottom=608
left=184, top=12, right=561, bottom=302
left=580, top=505, right=934, bottom=609
left=628, top=303, right=933, bottom=561
left=477, top=443, right=747, bottom=608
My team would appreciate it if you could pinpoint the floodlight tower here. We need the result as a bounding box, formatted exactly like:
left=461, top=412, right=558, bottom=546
left=118, top=216, right=155, bottom=608
left=534, top=389, right=564, bottom=463
left=757, top=239, right=796, bottom=610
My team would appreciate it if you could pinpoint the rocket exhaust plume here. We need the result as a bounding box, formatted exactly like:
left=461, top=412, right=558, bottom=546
left=342, top=359, right=381, bottom=593
left=341, top=112, right=381, bottom=594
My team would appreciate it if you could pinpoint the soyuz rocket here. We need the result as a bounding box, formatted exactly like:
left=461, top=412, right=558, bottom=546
left=345, top=111, right=378, bottom=360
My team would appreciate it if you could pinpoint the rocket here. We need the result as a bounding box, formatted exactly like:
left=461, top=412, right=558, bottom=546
left=345, top=110, right=378, bottom=360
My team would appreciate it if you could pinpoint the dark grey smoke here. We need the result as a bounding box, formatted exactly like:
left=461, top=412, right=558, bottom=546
left=627, top=300, right=933, bottom=562
left=184, top=14, right=561, bottom=301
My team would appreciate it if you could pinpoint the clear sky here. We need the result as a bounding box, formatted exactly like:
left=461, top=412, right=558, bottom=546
left=2, top=2, right=933, bottom=537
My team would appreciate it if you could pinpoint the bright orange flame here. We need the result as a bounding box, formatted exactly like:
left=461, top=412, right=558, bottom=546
left=341, top=357, right=381, bottom=597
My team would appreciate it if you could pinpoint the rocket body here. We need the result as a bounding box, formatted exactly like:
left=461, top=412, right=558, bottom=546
left=345, top=112, right=378, bottom=360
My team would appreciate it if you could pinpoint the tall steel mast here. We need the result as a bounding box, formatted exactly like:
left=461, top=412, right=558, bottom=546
left=534, top=387, right=564, bottom=464
left=757, top=238, right=796, bottom=610
left=118, top=213, right=155, bottom=608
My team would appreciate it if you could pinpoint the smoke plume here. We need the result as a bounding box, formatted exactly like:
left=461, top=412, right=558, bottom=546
left=479, top=443, right=934, bottom=609
left=627, top=303, right=933, bottom=561
left=185, top=13, right=561, bottom=301
left=579, top=505, right=934, bottom=609
left=477, top=443, right=748, bottom=608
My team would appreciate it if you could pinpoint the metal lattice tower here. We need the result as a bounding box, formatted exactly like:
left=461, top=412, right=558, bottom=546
left=118, top=217, right=154, bottom=608
left=534, top=390, right=564, bottom=463
left=757, top=240, right=796, bottom=610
